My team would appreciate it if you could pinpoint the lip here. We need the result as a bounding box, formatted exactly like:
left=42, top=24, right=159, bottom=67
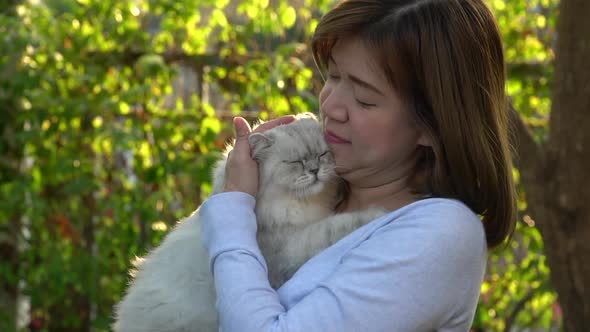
left=324, top=130, right=349, bottom=144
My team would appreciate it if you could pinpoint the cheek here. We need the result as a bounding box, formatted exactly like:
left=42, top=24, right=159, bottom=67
left=319, top=84, right=333, bottom=110
left=353, top=114, right=415, bottom=150
left=279, top=163, right=303, bottom=180
left=377, top=125, right=421, bottom=158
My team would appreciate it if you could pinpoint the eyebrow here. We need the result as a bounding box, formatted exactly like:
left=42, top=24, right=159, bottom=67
left=328, top=55, right=385, bottom=96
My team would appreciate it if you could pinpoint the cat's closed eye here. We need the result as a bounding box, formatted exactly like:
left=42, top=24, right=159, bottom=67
left=283, top=159, right=301, bottom=163
left=281, top=150, right=331, bottom=166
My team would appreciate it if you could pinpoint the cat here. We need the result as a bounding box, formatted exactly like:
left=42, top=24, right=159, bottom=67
left=112, top=114, right=388, bottom=332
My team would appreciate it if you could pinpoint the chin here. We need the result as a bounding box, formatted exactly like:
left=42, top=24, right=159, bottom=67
left=294, top=181, right=324, bottom=198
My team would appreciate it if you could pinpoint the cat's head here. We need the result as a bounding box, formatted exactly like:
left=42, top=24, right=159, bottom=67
left=248, top=115, right=339, bottom=198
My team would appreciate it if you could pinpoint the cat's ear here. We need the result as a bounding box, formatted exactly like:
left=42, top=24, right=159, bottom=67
left=249, top=133, right=274, bottom=160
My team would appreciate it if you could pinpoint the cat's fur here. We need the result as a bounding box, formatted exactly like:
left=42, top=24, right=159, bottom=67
left=113, top=115, right=388, bottom=332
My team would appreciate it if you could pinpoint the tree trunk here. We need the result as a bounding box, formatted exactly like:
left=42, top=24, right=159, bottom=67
left=514, top=0, right=590, bottom=330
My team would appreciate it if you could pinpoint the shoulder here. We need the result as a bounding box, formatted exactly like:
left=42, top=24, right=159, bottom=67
left=367, top=197, right=487, bottom=264
left=397, top=197, right=481, bottom=223
left=365, top=197, right=488, bottom=292
left=390, top=197, right=484, bottom=240
left=329, top=198, right=486, bottom=328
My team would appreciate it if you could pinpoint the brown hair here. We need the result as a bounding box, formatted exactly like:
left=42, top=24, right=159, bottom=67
left=312, top=0, right=516, bottom=248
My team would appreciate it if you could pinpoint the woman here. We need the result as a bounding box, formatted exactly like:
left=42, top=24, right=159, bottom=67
left=201, top=0, right=516, bottom=330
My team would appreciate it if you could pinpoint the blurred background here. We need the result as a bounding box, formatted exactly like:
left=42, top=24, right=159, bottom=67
left=1, top=0, right=588, bottom=331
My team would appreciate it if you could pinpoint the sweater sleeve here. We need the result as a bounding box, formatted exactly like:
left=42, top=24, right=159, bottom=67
left=200, top=192, right=286, bottom=331
left=200, top=194, right=486, bottom=332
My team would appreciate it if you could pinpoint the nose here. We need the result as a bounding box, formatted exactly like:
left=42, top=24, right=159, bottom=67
left=306, top=159, right=320, bottom=175
left=320, top=84, right=348, bottom=123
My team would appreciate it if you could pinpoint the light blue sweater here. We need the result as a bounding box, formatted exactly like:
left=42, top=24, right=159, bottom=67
left=200, top=192, right=486, bottom=332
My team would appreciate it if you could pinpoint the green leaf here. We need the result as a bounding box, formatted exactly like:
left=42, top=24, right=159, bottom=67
left=280, top=6, right=297, bottom=29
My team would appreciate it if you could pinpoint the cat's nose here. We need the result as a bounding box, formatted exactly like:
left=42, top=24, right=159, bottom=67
left=309, top=167, right=319, bottom=175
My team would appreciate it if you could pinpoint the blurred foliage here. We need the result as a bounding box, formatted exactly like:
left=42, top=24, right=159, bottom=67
left=0, top=0, right=559, bottom=331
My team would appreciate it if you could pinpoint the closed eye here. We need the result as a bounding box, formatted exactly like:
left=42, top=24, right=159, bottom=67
left=356, top=99, right=376, bottom=108
left=327, top=73, right=340, bottom=81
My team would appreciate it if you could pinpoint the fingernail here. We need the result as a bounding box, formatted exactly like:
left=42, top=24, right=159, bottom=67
left=234, top=117, right=246, bottom=136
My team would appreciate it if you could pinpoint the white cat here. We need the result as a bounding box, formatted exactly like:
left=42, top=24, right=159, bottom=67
left=113, top=115, right=388, bottom=332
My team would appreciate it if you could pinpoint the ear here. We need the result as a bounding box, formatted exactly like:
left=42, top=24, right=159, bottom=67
left=248, top=133, right=274, bottom=160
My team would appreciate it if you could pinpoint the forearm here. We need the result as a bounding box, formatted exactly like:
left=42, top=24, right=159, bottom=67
left=200, top=192, right=286, bottom=331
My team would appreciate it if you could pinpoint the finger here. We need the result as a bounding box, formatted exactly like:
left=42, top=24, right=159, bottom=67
left=252, top=115, right=296, bottom=133
left=233, top=117, right=252, bottom=140
left=231, top=117, right=253, bottom=161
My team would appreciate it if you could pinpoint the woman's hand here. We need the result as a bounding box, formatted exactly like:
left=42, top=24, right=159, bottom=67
left=223, top=115, right=296, bottom=196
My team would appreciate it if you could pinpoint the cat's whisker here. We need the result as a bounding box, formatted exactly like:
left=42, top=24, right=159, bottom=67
left=296, top=186, right=308, bottom=198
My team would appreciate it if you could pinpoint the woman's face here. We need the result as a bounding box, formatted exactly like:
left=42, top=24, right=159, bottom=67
left=320, top=38, right=426, bottom=187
